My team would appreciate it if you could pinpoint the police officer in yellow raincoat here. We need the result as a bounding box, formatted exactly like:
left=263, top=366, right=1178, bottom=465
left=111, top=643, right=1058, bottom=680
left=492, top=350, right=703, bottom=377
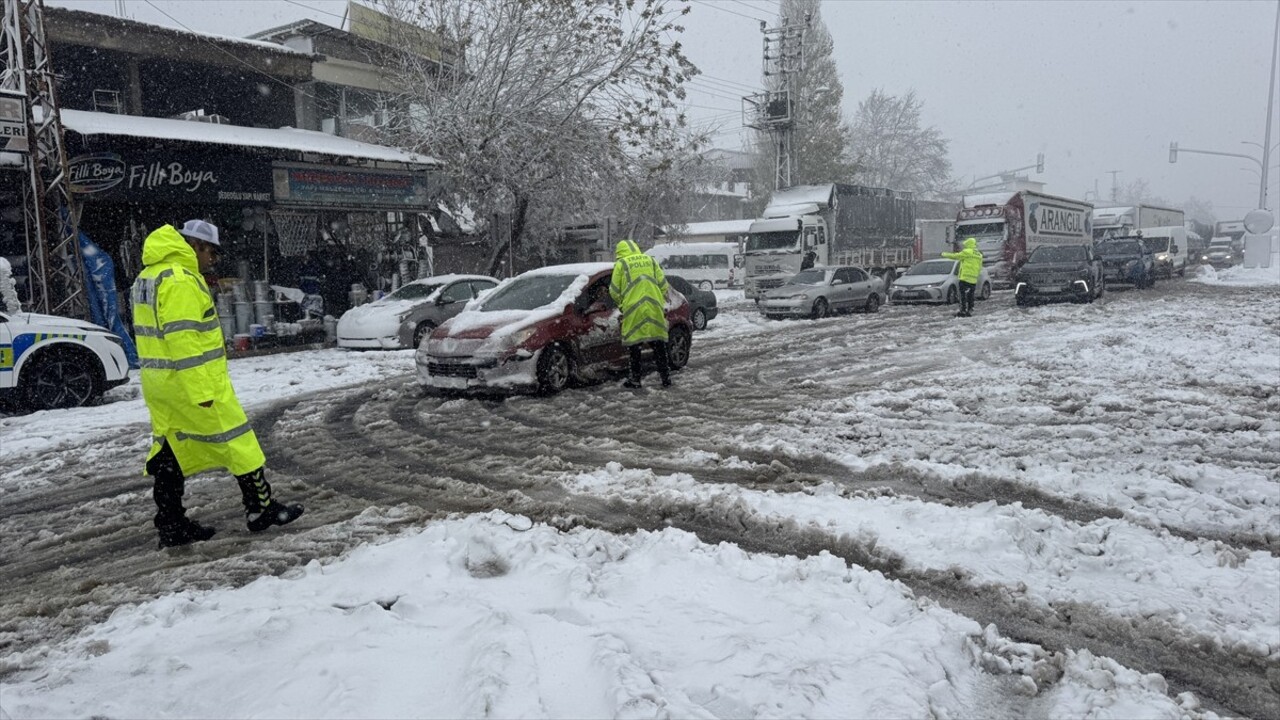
left=609, top=239, right=671, bottom=389
left=942, top=237, right=984, bottom=318
left=131, top=220, right=303, bottom=548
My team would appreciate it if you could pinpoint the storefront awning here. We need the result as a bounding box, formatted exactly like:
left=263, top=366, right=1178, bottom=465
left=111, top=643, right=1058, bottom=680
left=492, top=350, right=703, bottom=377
left=58, top=109, right=439, bottom=167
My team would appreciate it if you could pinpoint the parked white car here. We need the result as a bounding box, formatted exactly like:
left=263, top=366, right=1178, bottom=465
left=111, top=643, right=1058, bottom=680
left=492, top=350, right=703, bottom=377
left=0, top=311, right=131, bottom=410
left=336, top=274, right=499, bottom=350
left=889, top=259, right=991, bottom=305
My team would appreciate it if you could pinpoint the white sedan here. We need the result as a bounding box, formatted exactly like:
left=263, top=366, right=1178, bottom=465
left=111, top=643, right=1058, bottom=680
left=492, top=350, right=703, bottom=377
left=888, top=259, right=992, bottom=305
left=0, top=311, right=131, bottom=410
left=336, top=274, right=499, bottom=350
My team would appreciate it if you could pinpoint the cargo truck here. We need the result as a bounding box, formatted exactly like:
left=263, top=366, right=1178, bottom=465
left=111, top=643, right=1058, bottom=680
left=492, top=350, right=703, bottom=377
left=954, top=191, right=1093, bottom=288
left=1091, top=205, right=1185, bottom=241
left=742, top=184, right=916, bottom=300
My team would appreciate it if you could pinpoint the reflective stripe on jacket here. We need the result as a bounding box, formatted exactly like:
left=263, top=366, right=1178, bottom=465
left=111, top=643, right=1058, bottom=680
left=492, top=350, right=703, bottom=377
left=942, top=238, right=985, bottom=284
left=609, top=239, right=669, bottom=346
left=130, top=224, right=265, bottom=477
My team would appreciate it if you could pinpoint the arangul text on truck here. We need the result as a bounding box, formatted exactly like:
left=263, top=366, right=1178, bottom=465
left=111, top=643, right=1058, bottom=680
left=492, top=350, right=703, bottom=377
left=742, top=184, right=916, bottom=301
left=954, top=191, right=1094, bottom=288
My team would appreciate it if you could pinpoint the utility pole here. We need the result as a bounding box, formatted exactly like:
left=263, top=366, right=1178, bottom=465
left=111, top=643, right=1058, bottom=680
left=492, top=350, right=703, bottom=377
left=1106, top=170, right=1122, bottom=202
left=743, top=15, right=808, bottom=190
left=1, top=0, right=86, bottom=318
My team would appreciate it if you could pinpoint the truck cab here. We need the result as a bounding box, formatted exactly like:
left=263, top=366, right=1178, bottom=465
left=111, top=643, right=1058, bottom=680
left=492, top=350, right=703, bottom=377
left=743, top=214, right=828, bottom=300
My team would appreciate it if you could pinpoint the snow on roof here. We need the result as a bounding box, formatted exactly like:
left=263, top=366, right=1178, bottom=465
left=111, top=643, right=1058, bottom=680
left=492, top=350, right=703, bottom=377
left=56, top=109, right=440, bottom=166
left=519, top=262, right=614, bottom=278
left=48, top=7, right=311, bottom=57
left=962, top=192, right=1017, bottom=208
left=662, top=219, right=754, bottom=237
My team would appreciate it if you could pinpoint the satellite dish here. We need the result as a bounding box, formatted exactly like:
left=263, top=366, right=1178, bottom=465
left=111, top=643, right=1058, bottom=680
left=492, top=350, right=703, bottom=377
left=1244, top=209, right=1275, bottom=235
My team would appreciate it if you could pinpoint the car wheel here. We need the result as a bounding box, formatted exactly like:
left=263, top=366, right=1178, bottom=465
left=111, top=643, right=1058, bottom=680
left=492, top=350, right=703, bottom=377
left=698, top=280, right=714, bottom=291
left=536, top=344, right=572, bottom=394
left=1177, top=265, right=1185, bottom=277
left=864, top=293, right=880, bottom=313
left=1015, top=293, right=1030, bottom=307
left=980, top=282, right=991, bottom=300
left=667, top=327, right=692, bottom=370
left=412, top=321, right=436, bottom=348
left=945, top=286, right=958, bottom=305
left=23, top=350, right=101, bottom=410
left=810, top=297, right=829, bottom=319
left=691, top=307, right=708, bottom=331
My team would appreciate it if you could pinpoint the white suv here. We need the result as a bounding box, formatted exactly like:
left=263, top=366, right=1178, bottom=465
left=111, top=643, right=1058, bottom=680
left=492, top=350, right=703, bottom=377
left=0, top=311, right=131, bottom=410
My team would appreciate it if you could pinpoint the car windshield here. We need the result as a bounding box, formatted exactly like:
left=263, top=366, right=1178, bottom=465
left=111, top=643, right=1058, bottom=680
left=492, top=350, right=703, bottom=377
left=905, top=260, right=955, bottom=276
left=1142, top=237, right=1169, bottom=253
left=1098, top=242, right=1142, bottom=255
left=388, top=282, right=445, bottom=300
left=1028, top=245, right=1086, bottom=262
left=746, top=231, right=799, bottom=252
left=789, top=269, right=828, bottom=285
left=479, top=274, right=578, bottom=311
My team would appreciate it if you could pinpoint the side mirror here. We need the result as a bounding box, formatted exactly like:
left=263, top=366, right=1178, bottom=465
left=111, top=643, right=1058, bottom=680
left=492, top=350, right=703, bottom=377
left=1171, top=245, right=1179, bottom=253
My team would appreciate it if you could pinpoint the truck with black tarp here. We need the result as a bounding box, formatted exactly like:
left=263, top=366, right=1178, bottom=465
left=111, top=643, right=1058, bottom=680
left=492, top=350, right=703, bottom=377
left=742, top=184, right=916, bottom=300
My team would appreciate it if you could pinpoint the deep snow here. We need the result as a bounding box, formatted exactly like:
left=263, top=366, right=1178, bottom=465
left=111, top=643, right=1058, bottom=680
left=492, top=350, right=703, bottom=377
left=1, top=259, right=1277, bottom=719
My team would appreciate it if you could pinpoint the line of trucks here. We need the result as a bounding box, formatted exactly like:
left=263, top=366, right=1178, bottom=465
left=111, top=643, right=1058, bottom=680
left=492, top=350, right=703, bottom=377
left=694, top=182, right=1201, bottom=302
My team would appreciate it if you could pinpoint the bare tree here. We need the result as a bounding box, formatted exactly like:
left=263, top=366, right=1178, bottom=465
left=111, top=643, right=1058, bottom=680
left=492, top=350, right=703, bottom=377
left=1113, top=178, right=1173, bottom=206
left=846, top=89, right=956, bottom=198
left=382, top=0, right=700, bottom=274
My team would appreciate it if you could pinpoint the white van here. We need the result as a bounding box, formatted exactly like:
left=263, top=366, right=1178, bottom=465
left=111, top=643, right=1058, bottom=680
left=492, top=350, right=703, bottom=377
left=1139, top=226, right=1188, bottom=278
left=648, top=242, right=743, bottom=289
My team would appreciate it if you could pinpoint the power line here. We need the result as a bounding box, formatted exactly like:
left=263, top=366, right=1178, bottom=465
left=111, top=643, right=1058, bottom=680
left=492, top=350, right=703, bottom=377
left=141, top=0, right=321, bottom=102
left=688, top=0, right=768, bottom=24
left=282, top=0, right=349, bottom=23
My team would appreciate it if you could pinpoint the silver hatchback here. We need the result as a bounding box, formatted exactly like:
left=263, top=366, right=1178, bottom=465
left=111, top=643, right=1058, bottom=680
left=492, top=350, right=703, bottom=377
left=759, top=266, right=884, bottom=319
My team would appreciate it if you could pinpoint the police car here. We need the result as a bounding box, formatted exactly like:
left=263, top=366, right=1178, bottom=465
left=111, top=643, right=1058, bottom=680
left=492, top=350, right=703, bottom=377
left=0, top=311, right=131, bottom=410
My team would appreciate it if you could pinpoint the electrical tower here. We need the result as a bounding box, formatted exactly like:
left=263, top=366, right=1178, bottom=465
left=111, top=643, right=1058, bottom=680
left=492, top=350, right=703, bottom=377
left=743, top=15, right=807, bottom=190
left=1, top=0, right=87, bottom=318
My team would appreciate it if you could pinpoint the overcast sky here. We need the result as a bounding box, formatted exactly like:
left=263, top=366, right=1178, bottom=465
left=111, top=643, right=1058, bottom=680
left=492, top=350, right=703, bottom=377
left=50, top=0, right=1280, bottom=220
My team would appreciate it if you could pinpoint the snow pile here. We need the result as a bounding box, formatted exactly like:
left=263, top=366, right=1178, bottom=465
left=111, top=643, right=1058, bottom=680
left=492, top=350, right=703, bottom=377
left=0, top=512, right=1197, bottom=719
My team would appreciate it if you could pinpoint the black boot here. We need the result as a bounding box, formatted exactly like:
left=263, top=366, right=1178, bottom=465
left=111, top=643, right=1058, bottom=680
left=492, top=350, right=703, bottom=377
left=150, top=444, right=216, bottom=549
left=157, top=517, right=217, bottom=548
left=236, top=468, right=305, bottom=533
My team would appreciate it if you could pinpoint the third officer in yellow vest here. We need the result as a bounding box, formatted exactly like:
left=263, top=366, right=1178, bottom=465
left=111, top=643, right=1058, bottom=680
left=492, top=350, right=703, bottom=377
left=942, top=237, right=984, bottom=318
left=609, top=239, right=671, bottom=389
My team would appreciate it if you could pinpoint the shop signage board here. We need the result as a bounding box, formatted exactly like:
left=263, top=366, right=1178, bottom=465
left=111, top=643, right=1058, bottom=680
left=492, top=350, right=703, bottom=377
left=67, top=147, right=272, bottom=203
left=0, top=90, right=28, bottom=154
left=272, top=162, right=433, bottom=210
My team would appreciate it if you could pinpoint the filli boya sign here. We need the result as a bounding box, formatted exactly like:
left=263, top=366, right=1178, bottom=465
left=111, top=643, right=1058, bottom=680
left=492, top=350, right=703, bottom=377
left=68, top=149, right=272, bottom=203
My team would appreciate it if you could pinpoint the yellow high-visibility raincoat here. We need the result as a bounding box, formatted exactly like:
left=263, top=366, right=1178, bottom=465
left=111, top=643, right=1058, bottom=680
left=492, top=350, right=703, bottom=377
left=943, top=237, right=985, bottom=283
left=130, top=225, right=265, bottom=477
left=609, top=239, right=669, bottom=346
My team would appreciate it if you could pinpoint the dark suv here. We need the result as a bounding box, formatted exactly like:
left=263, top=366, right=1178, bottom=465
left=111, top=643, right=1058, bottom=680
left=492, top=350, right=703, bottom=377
left=1013, top=244, right=1104, bottom=305
left=1096, top=238, right=1156, bottom=288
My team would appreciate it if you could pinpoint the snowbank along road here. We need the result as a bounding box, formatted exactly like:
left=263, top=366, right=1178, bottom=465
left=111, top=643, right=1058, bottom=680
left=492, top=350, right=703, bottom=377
left=1, top=276, right=1278, bottom=718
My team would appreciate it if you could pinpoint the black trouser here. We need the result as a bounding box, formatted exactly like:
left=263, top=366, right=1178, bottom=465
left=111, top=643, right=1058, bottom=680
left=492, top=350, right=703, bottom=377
left=628, top=340, right=670, bottom=383
left=958, top=280, right=976, bottom=314
left=146, top=440, right=271, bottom=528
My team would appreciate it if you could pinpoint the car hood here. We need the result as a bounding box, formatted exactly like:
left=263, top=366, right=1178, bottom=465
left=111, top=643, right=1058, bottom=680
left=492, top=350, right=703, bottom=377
left=763, top=282, right=824, bottom=298
left=893, top=273, right=951, bottom=287
left=336, top=299, right=421, bottom=336
left=9, top=312, right=112, bottom=335
left=1020, top=261, right=1086, bottom=273
left=438, top=309, right=549, bottom=341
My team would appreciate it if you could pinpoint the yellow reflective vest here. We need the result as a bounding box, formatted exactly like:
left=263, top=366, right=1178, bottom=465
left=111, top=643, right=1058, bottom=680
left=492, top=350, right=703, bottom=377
left=942, top=238, right=985, bottom=284
left=130, top=225, right=265, bottom=477
left=609, top=239, right=669, bottom=346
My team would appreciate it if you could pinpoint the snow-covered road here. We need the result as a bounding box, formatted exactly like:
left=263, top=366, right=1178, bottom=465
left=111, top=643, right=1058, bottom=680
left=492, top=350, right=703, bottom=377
left=2, top=265, right=1277, bottom=719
